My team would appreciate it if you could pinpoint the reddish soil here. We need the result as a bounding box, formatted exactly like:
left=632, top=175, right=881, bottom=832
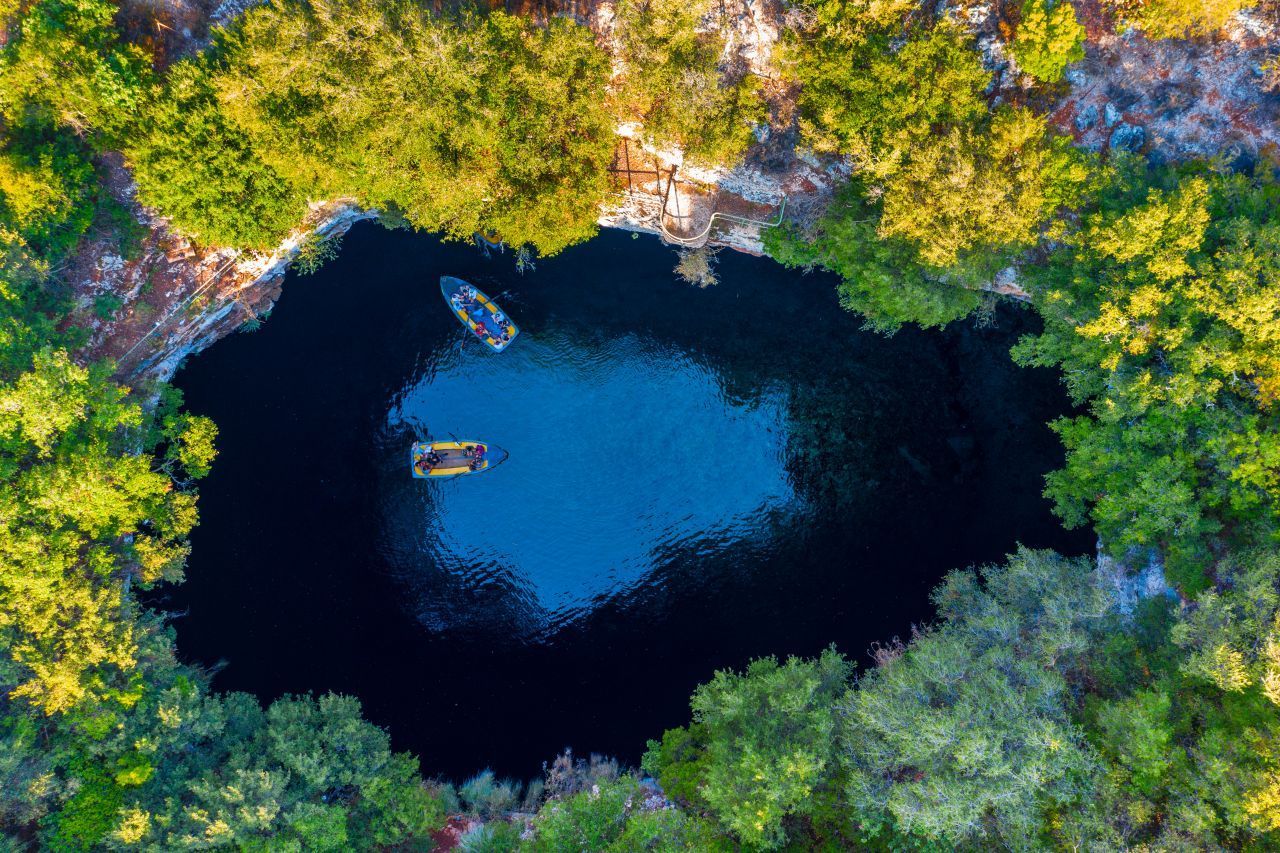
left=427, top=815, right=483, bottom=850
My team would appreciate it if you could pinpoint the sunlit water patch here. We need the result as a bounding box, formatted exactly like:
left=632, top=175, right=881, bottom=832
left=379, top=330, right=803, bottom=637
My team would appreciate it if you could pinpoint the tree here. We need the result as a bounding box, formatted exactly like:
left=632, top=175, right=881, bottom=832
left=786, top=15, right=990, bottom=175
left=611, top=0, right=764, bottom=164
left=1014, top=167, right=1280, bottom=587
left=1011, top=0, right=1085, bottom=83
left=0, top=0, right=151, bottom=139
left=127, top=58, right=306, bottom=249
left=765, top=187, right=984, bottom=332
left=215, top=1, right=616, bottom=256
left=644, top=650, right=851, bottom=848
left=95, top=688, right=447, bottom=850
left=841, top=549, right=1107, bottom=847
left=1077, top=576, right=1280, bottom=847
left=0, top=127, right=97, bottom=260
left=0, top=349, right=203, bottom=714
left=1173, top=550, right=1280, bottom=701
left=877, top=107, right=1090, bottom=269
left=777, top=2, right=1092, bottom=329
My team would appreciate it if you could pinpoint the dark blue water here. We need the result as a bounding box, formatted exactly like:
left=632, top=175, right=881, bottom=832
left=167, top=224, right=1091, bottom=779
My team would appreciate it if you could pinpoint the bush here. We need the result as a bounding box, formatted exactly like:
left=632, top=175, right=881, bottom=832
left=673, top=246, right=719, bottom=287
left=457, top=821, right=523, bottom=852
left=459, top=769, right=522, bottom=820
left=294, top=234, right=342, bottom=276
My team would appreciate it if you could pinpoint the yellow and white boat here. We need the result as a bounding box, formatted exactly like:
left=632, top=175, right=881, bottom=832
left=410, top=440, right=508, bottom=479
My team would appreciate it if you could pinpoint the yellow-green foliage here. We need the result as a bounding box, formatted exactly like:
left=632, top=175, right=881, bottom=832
left=611, top=0, right=765, bottom=165
left=1011, top=0, right=1085, bottom=83
left=0, top=0, right=151, bottom=137
left=787, top=16, right=990, bottom=174
left=0, top=129, right=97, bottom=260
left=0, top=350, right=204, bottom=714
left=644, top=650, right=851, bottom=848
left=765, top=183, right=985, bottom=330
left=214, top=0, right=616, bottom=256
left=1107, top=0, right=1253, bottom=38
left=1174, top=551, right=1280, bottom=699
left=780, top=0, right=1093, bottom=324
left=878, top=107, right=1091, bottom=268
left=1015, top=168, right=1280, bottom=580
left=127, top=59, right=307, bottom=250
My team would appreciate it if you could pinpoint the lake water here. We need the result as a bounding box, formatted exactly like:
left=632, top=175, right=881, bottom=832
left=168, top=224, right=1092, bottom=780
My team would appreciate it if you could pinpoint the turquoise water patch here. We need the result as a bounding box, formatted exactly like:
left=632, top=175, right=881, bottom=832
left=383, top=330, right=801, bottom=635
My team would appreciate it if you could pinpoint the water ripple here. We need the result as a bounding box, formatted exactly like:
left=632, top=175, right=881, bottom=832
left=378, top=324, right=804, bottom=639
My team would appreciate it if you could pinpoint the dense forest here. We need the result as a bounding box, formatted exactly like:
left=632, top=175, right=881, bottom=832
left=1, top=0, right=1279, bottom=846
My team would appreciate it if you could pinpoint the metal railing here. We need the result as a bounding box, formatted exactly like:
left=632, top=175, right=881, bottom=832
left=658, top=194, right=788, bottom=247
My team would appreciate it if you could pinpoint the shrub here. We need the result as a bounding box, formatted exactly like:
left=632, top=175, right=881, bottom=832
left=459, top=769, right=522, bottom=820
left=294, top=234, right=342, bottom=276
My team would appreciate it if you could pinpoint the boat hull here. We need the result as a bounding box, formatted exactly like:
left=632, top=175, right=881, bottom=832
left=440, top=276, right=519, bottom=352
left=411, top=440, right=508, bottom=479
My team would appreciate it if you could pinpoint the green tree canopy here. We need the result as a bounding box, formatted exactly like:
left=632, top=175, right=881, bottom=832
left=126, top=57, right=307, bottom=249
left=842, top=548, right=1107, bottom=847
left=0, top=349, right=204, bottom=715
left=786, top=13, right=989, bottom=174
left=644, top=650, right=851, bottom=848
left=1010, top=0, right=1085, bottom=83
left=611, top=0, right=765, bottom=165
left=213, top=0, right=615, bottom=255
left=776, top=0, right=1093, bottom=328
left=0, top=0, right=151, bottom=138
left=1014, top=167, right=1280, bottom=584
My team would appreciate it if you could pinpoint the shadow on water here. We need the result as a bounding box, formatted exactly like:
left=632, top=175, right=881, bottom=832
left=164, top=224, right=1093, bottom=779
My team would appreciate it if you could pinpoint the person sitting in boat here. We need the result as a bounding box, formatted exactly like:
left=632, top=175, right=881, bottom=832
left=469, top=457, right=484, bottom=471
left=425, top=450, right=442, bottom=467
